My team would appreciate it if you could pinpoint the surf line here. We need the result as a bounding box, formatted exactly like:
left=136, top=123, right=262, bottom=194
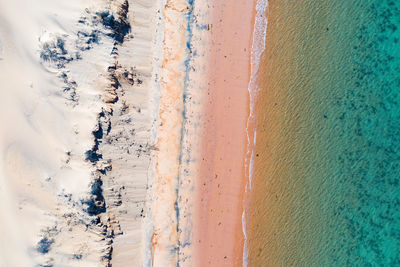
left=242, top=0, right=268, bottom=266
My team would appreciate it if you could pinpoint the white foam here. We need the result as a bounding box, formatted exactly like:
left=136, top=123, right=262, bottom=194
left=243, top=0, right=268, bottom=266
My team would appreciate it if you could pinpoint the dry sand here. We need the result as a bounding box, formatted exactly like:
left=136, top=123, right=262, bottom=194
left=194, top=0, right=257, bottom=266
left=150, top=1, right=212, bottom=266
left=0, top=0, right=261, bottom=265
left=0, top=0, right=162, bottom=265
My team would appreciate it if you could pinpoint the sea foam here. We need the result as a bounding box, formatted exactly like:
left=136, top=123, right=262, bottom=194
left=243, top=0, right=268, bottom=265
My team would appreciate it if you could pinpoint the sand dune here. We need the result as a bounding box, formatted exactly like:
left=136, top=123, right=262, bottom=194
left=0, top=0, right=160, bottom=265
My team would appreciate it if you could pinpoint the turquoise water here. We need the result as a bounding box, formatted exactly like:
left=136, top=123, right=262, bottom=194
left=249, top=0, right=400, bottom=265
left=315, top=0, right=400, bottom=265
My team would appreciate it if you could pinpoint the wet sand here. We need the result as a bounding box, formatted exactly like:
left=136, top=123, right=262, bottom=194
left=194, top=0, right=256, bottom=265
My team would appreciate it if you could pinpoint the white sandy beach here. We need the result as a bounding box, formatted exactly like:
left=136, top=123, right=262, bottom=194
left=0, top=0, right=162, bottom=265
left=0, top=0, right=211, bottom=266
left=0, top=0, right=258, bottom=265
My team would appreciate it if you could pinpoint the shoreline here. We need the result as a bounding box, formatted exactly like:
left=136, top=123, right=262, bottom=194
left=243, top=0, right=269, bottom=265
left=194, top=0, right=257, bottom=265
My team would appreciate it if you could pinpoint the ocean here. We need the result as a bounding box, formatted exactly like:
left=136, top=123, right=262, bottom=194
left=249, top=0, right=400, bottom=265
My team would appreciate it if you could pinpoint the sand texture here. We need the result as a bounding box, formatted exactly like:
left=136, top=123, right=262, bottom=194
left=0, top=0, right=260, bottom=266
left=194, top=0, right=259, bottom=266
